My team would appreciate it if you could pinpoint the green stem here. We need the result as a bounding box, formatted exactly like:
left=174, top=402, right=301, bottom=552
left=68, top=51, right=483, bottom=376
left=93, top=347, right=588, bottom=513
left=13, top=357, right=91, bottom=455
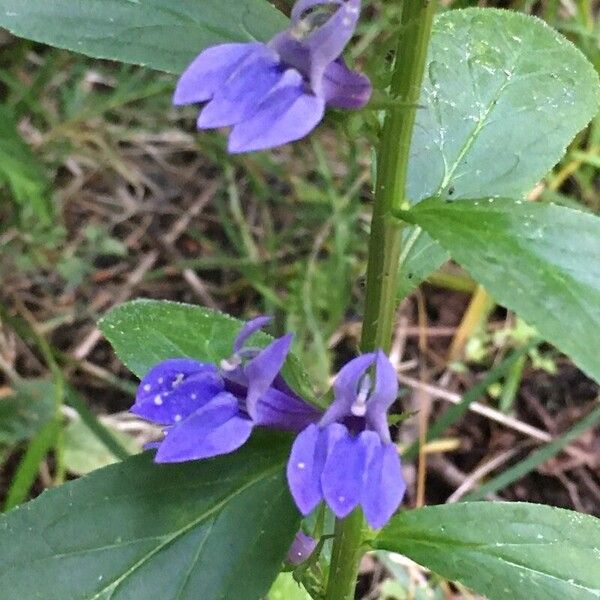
left=362, top=0, right=436, bottom=354
left=324, top=509, right=364, bottom=600
left=325, top=1, right=436, bottom=599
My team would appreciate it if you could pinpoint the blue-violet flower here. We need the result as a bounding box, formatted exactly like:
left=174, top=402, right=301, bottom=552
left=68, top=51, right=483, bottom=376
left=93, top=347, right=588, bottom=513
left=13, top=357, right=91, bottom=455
left=132, top=316, right=319, bottom=462
left=286, top=531, right=318, bottom=566
left=173, top=0, right=371, bottom=153
left=287, top=351, right=406, bottom=528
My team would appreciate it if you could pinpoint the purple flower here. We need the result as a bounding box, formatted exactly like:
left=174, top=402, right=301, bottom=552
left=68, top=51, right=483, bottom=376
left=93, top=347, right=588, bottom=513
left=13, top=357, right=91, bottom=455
left=173, top=0, right=371, bottom=153
left=132, top=316, right=319, bottom=463
left=286, top=531, right=318, bottom=565
left=287, top=351, right=406, bottom=528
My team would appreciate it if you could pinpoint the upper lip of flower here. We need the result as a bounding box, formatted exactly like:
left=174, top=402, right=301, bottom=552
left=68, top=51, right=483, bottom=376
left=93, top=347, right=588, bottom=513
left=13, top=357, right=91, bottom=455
left=319, top=349, right=399, bottom=442
left=274, top=0, right=363, bottom=91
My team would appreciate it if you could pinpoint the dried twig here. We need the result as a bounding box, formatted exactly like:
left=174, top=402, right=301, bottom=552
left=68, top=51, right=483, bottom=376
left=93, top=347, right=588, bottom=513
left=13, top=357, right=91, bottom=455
left=446, top=446, right=524, bottom=502
left=73, top=250, right=159, bottom=359
left=397, top=373, right=553, bottom=442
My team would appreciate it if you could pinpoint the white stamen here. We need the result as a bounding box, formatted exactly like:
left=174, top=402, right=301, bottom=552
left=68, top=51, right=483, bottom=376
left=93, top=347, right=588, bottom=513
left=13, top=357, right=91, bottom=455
left=174, top=414, right=182, bottom=422
left=143, top=384, right=151, bottom=392
left=220, top=353, right=242, bottom=372
left=297, top=462, right=306, bottom=470
left=154, top=395, right=163, bottom=406
left=342, top=16, right=352, bottom=26
left=351, top=401, right=367, bottom=417
left=158, top=377, right=164, bottom=384
left=351, top=374, right=371, bottom=417
left=291, top=19, right=311, bottom=40
left=172, top=373, right=185, bottom=388
left=338, top=495, right=346, bottom=504
left=346, top=5, right=359, bottom=14
left=191, top=393, right=198, bottom=400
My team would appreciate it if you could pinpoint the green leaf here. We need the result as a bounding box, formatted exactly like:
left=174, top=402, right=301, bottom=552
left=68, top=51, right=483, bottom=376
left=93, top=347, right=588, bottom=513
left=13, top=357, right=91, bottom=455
left=374, top=502, right=600, bottom=600
left=401, top=197, right=600, bottom=383
left=399, top=8, right=600, bottom=297
left=0, top=380, right=55, bottom=446
left=398, top=230, right=449, bottom=299
left=0, top=431, right=300, bottom=600
left=64, top=384, right=133, bottom=462
left=63, top=418, right=140, bottom=476
left=409, top=8, right=599, bottom=201
left=0, top=0, right=287, bottom=74
left=98, top=299, right=317, bottom=405
left=268, top=573, right=312, bottom=600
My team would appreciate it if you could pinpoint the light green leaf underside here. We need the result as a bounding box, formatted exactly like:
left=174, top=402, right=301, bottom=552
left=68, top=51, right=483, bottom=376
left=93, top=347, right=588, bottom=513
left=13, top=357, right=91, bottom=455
left=399, top=8, right=600, bottom=295
left=402, top=197, right=600, bottom=383
left=268, top=573, right=312, bottom=600
left=0, top=0, right=287, bottom=73
left=0, top=431, right=299, bottom=600
left=375, top=502, right=600, bottom=600
left=63, top=419, right=140, bottom=475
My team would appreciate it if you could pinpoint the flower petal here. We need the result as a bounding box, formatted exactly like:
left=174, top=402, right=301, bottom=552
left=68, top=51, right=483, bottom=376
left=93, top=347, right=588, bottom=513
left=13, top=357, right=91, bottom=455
left=362, top=440, right=406, bottom=528
left=292, top=0, right=362, bottom=93
left=366, top=350, right=398, bottom=442
left=173, top=43, right=262, bottom=106
left=287, top=423, right=345, bottom=515
left=286, top=531, right=318, bottom=566
left=287, top=424, right=321, bottom=515
left=132, top=359, right=222, bottom=425
left=320, top=352, right=375, bottom=426
left=143, top=441, right=161, bottom=450
left=321, top=427, right=368, bottom=518
left=269, top=32, right=311, bottom=79
left=233, top=316, right=272, bottom=353
left=322, top=59, right=372, bottom=108
left=254, top=387, right=320, bottom=431
left=244, top=334, right=293, bottom=419
left=197, top=49, right=282, bottom=129
left=228, top=71, right=325, bottom=153
left=291, top=0, right=345, bottom=23
left=154, top=392, right=253, bottom=463
left=372, top=350, right=398, bottom=407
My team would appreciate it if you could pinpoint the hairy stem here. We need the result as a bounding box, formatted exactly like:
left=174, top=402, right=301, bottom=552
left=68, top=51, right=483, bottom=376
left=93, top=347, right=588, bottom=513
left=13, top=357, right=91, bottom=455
left=324, top=1, right=436, bottom=598
left=361, top=0, right=436, bottom=353
left=324, top=509, right=364, bottom=600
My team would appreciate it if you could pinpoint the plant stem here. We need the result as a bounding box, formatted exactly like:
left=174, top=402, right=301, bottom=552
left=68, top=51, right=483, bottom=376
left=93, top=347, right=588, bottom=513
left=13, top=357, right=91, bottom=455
left=324, top=509, right=364, bottom=600
left=362, top=0, right=436, bottom=354
left=325, top=1, right=436, bottom=598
